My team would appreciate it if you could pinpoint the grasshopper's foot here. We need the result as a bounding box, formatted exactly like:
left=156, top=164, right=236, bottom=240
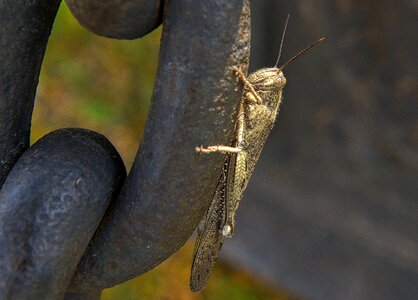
left=231, top=66, right=263, bottom=104
left=195, top=145, right=242, bottom=154
left=230, top=66, right=246, bottom=83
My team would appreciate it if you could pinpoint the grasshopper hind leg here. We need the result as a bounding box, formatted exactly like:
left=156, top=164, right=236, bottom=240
left=195, top=145, right=242, bottom=154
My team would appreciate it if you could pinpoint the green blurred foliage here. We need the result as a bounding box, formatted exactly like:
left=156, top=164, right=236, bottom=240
left=35, top=3, right=160, bottom=168
left=34, top=3, right=294, bottom=300
left=101, top=243, right=291, bottom=300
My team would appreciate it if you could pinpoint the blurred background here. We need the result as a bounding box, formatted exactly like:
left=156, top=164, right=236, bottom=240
left=33, top=0, right=417, bottom=299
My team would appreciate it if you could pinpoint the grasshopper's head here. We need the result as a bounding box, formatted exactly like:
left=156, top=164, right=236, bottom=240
left=246, top=37, right=325, bottom=103
left=244, top=67, right=286, bottom=110
left=247, top=68, right=287, bottom=92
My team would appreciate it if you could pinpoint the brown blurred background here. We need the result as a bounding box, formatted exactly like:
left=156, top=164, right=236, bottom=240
left=33, top=1, right=417, bottom=299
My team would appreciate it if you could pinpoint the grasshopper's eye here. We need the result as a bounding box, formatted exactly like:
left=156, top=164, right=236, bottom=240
left=262, top=78, right=276, bottom=86
left=259, top=73, right=285, bottom=90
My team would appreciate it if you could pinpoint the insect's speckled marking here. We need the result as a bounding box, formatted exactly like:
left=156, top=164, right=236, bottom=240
left=191, top=37, right=325, bottom=292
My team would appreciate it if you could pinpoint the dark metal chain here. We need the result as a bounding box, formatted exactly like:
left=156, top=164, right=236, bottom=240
left=0, top=0, right=251, bottom=299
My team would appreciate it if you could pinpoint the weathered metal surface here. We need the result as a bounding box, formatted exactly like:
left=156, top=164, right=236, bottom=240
left=68, top=0, right=251, bottom=292
left=65, top=0, right=163, bottom=39
left=0, top=128, right=126, bottom=299
left=0, top=0, right=61, bottom=187
left=64, top=290, right=101, bottom=300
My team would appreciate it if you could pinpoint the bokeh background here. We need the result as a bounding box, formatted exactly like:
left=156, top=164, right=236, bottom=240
left=33, top=1, right=417, bottom=299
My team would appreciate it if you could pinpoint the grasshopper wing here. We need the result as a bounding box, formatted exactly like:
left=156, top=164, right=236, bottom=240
left=190, top=157, right=230, bottom=292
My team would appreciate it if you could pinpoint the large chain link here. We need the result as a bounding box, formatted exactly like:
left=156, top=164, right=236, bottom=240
left=0, top=0, right=250, bottom=298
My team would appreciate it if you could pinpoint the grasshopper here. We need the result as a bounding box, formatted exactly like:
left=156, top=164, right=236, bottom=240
left=190, top=19, right=324, bottom=291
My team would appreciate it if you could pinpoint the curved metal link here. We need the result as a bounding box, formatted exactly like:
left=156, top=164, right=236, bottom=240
left=0, top=0, right=61, bottom=187
left=0, top=128, right=126, bottom=299
left=65, top=0, right=163, bottom=39
left=0, top=0, right=251, bottom=298
left=69, top=0, right=251, bottom=292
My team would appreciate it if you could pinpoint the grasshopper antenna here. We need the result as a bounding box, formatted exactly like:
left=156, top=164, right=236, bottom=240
left=274, top=14, right=290, bottom=68
left=279, top=37, right=325, bottom=70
